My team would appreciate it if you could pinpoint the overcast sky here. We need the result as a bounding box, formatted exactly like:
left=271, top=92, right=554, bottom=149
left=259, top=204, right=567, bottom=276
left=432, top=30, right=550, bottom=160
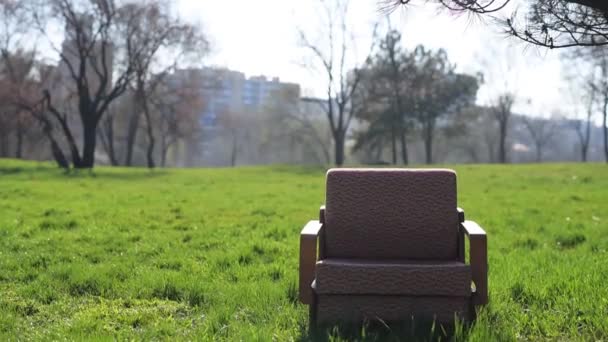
left=176, top=0, right=568, bottom=116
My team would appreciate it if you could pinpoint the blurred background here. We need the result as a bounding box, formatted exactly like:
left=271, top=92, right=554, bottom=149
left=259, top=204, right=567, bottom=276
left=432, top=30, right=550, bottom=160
left=0, top=0, right=606, bottom=168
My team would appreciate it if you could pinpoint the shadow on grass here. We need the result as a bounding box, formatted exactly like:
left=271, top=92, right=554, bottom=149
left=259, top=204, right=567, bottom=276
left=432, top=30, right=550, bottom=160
left=0, top=163, right=169, bottom=181
left=70, top=169, right=170, bottom=180
left=298, top=318, right=470, bottom=342
left=0, top=166, right=26, bottom=175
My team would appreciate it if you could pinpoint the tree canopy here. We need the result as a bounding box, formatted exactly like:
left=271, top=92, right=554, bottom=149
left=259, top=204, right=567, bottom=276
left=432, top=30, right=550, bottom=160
left=355, top=30, right=480, bottom=164
left=384, top=0, right=608, bottom=49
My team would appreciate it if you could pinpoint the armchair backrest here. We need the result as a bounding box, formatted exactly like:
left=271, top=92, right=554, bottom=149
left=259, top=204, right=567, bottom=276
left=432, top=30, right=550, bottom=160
left=324, top=168, right=458, bottom=260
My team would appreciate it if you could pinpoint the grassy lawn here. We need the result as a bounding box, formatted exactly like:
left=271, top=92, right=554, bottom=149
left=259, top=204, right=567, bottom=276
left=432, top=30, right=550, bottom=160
left=0, top=159, right=607, bottom=341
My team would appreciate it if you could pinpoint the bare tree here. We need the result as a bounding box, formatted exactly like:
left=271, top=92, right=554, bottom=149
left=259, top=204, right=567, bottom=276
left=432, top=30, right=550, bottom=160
left=263, top=93, right=332, bottom=165
left=585, top=51, right=608, bottom=163
left=15, top=63, right=71, bottom=168
left=120, top=1, right=206, bottom=168
left=30, top=0, right=128, bottom=168
left=491, top=93, right=515, bottom=163
left=0, top=0, right=72, bottom=167
left=0, top=1, right=43, bottom=159
left=483, top=127, right=498, bottom=163
left=150, top=73, right=204, bottom=167
left=123, top=93, right=140, bottom=165
left=0, top=52, right=52, bottom=161
left=560, top=55, right=597, bottom=162
left=299, top=0, right=377, bottom=166
left=570, top=81, right=595, bottom=162
left=97, top=103, right=119, bottom=165
left=24, top=0, right=204, bottom=169
left=218, top=109, right=250, bottom=167
left=598, top=85, right=608, bottom=163
left=523, top=116, right=557, bottom=162
left=446, top=105, right=488, bottom=163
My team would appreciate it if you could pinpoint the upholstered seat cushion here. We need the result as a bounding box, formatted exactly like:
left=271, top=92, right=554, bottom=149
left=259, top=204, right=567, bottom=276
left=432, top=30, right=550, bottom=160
left=314, top=258, right=472, bottom=297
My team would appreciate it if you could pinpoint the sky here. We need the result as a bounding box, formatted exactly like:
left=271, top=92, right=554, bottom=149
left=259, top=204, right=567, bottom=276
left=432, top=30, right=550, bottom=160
left=176, top=0, right=569, bottom=117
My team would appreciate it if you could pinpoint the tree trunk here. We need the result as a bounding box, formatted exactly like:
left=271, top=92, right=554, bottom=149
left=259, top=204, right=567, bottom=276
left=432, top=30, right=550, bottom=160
left=423, top=122, right=434, bottom=164
left=161, top=146, right=168, bottom=167
left=98, top=128, right=118, bottom=166
left=58, top=118, right=82, bottom=168
left=374, top=138, right=383, bottom=162
left=144, top=111, right=155, bottom=169
left=0, top=130, right=8, bottom=157
left=400, top=128, right=409, bottom=165
left=581, top=144, right=588, bottom=162
left=50, top=137, right=69, bottom=170
left=536, top=144, right=542, bottom=162
left=424, top=134, right=433, bottom=164
left=581, top=116, right=591, bottom=162
left=78, top=118, right=98, bottom=169
left=15, top=123, right=24, bottom=159
left=108, top=135, right=117, bottom=166
left=100, top=114, right=118, bottom=166
left=41, top=122, right=69, bottom=169
left=146, top=132, right=155, bottom=168
left=43, top=91, right=82, bottom=167
left=583, top=104, right=592, bottom=162
left=124, top=108, right=141, bottom=166
left=139, top=84, right=156, bottom=169
left=334, top=131, right=345, bottom=166
left=53, top=112, right=82, bottom=167
left=467, top=146, right=479, bottom=163
left=391, top=126, right=397, bottom=164
left=43, top=128, right=69, bottom=169
left=498, top=122, right=507, bottom=163
left=231, top=131, right=238, bottom=167
left=160, top=134, right=168, bottom=168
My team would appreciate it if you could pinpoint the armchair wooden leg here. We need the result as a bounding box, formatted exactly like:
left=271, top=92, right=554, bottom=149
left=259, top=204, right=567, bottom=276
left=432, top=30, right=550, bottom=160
left=309, top=293, right=318, bottom=333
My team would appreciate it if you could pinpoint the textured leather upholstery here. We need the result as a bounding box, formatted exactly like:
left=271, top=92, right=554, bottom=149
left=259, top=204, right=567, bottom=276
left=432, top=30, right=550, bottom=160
left=315, top=259, right=471, bottom=296
left=325, top=168, right=458, bottom=259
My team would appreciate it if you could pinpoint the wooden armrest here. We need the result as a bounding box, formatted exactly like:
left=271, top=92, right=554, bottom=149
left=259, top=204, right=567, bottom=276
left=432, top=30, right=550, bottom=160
left=299, top=220, right=323, bottom=304
left=456, top=208, right=465, bottom=262
left=319, top=205, right=325, bottom=223
left=461, top=220, right=488, bottom=305
left=462, top=220, right=486, bottom=237
left=457, top=207, right=465, bottom=223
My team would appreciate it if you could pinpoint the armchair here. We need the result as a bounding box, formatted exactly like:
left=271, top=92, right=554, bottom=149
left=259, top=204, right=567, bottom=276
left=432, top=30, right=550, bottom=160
left=299, top=168, right=488, bottom=326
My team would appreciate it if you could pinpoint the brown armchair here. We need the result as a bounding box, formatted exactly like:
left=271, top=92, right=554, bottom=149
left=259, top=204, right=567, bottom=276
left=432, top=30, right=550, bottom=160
left=299, top=168, right=487, bottom=326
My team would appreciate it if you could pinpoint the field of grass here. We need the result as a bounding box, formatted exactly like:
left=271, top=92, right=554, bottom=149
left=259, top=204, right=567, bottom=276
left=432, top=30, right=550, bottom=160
left=0, top=159, right=607, bottom=341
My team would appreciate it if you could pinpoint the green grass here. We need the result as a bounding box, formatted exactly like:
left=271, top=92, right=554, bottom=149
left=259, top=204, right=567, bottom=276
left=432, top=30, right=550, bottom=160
left=0, top=159, right=607, bottom=341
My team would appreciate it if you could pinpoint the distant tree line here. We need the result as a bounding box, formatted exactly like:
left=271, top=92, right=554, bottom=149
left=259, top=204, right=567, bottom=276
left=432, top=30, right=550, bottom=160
left=293, top=0, right=608, bottom=166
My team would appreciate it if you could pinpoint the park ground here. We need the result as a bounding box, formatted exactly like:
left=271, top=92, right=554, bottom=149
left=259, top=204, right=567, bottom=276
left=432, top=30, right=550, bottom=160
left=0, top=159, right=607, bottom=341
